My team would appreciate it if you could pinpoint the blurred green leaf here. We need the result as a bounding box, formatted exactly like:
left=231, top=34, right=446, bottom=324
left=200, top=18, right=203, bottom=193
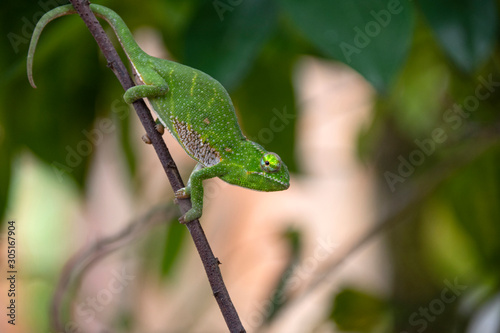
left=442, top=147, right=500, bottom=270
left=0, top=134, right=11, bottom=224
left=232, top=47, right=297, bottom=172
left=184, top=0, right=278, bottom=90
left=161, top=217, right=187, bottom=278
left=421, top=198, right=481, bottom=280
left=419, top=0, right=497, bottom=73
left=279, top=0, right=415, bottom=92
left=386, top=21, right=450, bottom=138
left=330, top=288, right=388, bottom=332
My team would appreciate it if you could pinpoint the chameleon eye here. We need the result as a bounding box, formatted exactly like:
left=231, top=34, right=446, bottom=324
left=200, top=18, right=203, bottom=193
left=261, top=153, right=282, bottom=173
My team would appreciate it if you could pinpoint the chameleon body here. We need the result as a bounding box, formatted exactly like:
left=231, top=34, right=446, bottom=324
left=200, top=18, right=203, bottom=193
left=28, top=4, right=290, bottom=222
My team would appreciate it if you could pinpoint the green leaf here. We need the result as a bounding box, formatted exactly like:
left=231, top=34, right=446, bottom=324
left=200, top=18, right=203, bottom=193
left=441, top=146, right=500, bottom=269
left=419, top=0, right=497, bottom=73
left=279, top=0, right=415, bottom=92
left=232, top=48, right=297, bottom=172
left=184, top=0, right=278, bottom=90
left=330, top=288, right=388, bottom=332
left=0, top=135, right=11, bottom=225
left=161, top=217, right=187, bottom=278
left=386, top=23, right=450, bottom=138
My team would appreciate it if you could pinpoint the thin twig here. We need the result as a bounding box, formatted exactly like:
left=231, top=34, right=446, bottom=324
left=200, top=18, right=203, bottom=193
left=63, top=1, right=245, bottom=332
left=51, top=204, right=175, bottom=331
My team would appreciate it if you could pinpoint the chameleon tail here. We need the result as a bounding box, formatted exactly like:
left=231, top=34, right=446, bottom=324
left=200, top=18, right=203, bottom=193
left=27, top=4, right=144, bottom=89
left=27, top=4, right=76, bottom=88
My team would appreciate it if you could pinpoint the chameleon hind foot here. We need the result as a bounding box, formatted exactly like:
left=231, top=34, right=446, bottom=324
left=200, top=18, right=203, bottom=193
left=175, top=187, right=198, bottom=223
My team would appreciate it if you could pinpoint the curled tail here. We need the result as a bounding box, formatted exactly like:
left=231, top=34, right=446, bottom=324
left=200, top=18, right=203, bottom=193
left=27, top=4, right=142, bottom=88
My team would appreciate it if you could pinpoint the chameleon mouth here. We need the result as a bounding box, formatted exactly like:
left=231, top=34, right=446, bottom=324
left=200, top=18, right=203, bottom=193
left=250, top=171, right=289, bottom=189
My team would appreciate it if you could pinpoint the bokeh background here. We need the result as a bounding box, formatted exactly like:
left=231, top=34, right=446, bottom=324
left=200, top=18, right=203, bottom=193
left=1, top=0, right=500, bottom=332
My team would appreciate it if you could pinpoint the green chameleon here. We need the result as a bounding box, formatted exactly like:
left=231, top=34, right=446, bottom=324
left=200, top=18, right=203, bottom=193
left=28, top=4, right=290, bottom=223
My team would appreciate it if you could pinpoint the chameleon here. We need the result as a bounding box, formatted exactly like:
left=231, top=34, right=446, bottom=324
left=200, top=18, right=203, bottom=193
left=27, top=4, right=290, bottom=223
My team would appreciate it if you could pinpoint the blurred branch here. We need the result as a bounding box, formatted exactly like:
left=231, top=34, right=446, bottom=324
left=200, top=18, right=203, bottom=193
left=51, top=204, right=175, bottom=331
left=59, top=1, right=245, bottom=332
left=261, top=122, right=500, bottom=329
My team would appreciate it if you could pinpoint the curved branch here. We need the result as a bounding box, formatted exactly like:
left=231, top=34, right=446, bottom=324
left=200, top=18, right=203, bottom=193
left=61, top=1, right=246, bottom=332
left=51, top=204, right=175, bottom=331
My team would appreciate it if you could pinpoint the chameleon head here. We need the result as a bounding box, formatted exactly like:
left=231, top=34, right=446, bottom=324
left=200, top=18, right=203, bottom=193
left=252, top=151, right=290, bottom=191
left=221, top=143, right=290, bottom=192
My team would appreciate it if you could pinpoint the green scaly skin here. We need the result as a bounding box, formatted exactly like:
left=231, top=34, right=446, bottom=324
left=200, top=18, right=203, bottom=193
left=27, top=4, right=290, bottom=222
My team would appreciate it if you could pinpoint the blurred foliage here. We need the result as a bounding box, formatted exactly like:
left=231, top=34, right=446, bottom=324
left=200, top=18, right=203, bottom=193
left=160, top=217, right=187, bottom=278
left=329, top=288, right=389, bottom=332
left=1, top=0, right=500, bottom=332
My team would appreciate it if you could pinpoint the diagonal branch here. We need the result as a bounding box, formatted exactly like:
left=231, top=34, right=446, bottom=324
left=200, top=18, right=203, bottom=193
left=65, top=1, right=245, bottom=332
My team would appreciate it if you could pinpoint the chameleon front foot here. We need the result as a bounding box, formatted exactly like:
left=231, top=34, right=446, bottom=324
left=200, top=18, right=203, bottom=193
left=179, top=207, right=202, bottom=224
left=174, top=187, right=190, bottom=199
left=175, top=187, right=201, bottom=223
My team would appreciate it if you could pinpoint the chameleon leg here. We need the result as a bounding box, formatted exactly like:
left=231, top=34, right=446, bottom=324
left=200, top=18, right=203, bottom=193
left=176, top=163, right=228, bottom=223
left=123, top=65, right=169, bottom=104
left=175, top=163, right=203, bottom=199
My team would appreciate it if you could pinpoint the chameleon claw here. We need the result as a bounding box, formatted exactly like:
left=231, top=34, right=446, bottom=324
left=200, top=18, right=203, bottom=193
left=174, top=188, right=190, bottom=199
left=142, top=134, right=152, bottom=144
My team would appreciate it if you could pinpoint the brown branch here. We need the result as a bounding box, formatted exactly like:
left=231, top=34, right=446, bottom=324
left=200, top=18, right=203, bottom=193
left=64, top=1, right=245, bottom=332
